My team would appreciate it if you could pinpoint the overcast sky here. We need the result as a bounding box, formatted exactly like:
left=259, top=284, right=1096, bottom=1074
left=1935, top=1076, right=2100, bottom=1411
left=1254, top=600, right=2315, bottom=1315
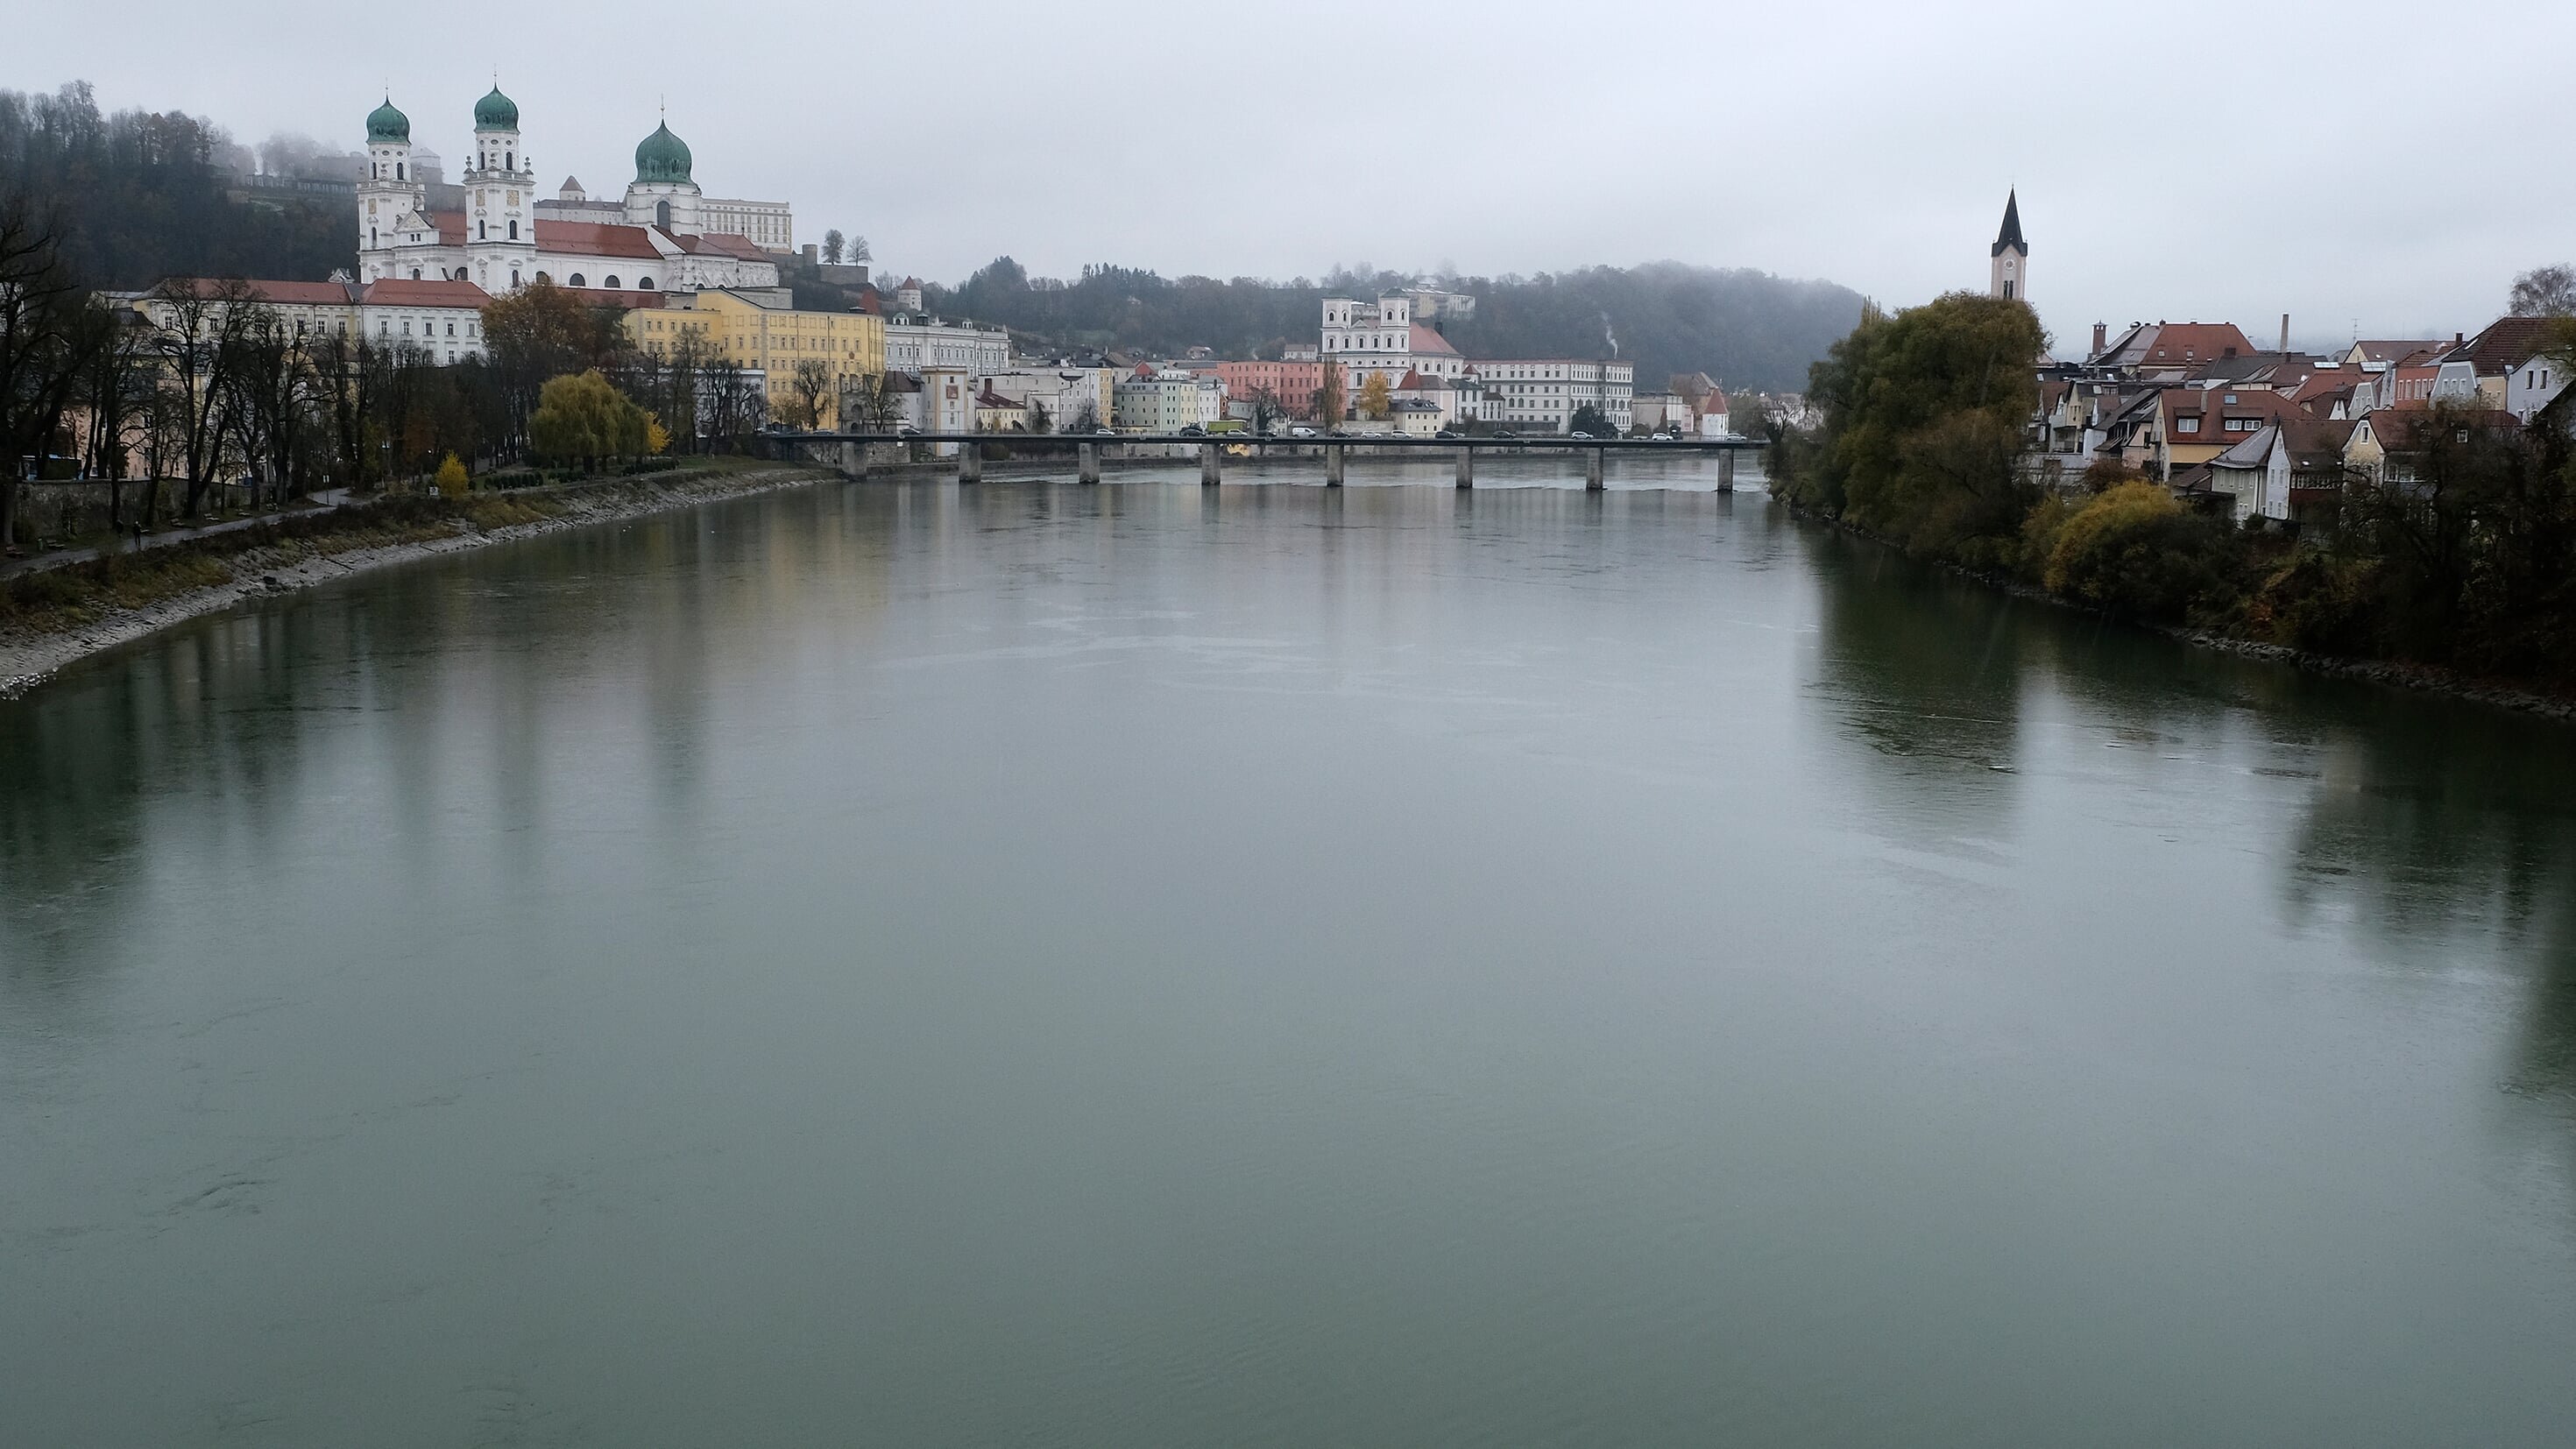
left=11, top=0, right=2565, bottom=351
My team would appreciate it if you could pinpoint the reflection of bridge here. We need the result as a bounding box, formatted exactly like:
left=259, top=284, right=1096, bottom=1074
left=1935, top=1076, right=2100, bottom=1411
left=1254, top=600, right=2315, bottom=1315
left=758, top=432, right=1762, bottom=490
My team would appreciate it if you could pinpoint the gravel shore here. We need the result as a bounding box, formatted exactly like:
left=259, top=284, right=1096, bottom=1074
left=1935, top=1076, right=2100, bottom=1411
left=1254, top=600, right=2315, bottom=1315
left=0, top=464, right=833, bottom=699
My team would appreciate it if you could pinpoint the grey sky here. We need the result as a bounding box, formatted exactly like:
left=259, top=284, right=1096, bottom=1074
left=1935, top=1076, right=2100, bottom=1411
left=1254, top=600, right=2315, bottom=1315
left=12, top=0, right=2565, bottom=353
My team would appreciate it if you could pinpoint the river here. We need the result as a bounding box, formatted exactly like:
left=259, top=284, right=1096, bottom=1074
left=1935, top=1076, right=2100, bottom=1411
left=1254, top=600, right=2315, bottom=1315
left=4, top=460, right=2573, bottom=1446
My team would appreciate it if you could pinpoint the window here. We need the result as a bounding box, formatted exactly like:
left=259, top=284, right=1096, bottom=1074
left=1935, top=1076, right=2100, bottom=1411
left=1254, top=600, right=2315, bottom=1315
left=569, top=273, right=585, bottom=287
left=604, top=275, right=620, bottom=289
left=478, top=221, right=487, bottom=240
left=411, top=267, right=421, bottom=280
left=507, top=221, right=518, bottom=240
left=2176, top=416, right=2200, bottom=435
left=638, top=276, right=653, bottom=290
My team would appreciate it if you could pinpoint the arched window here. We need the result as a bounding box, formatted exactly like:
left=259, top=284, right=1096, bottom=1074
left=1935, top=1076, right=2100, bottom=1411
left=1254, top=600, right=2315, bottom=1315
left=637, top=276, right=653, bottom=291
left=510, top=270, right=520, bottom=286
left=534, top=272, right=550, bottom=285
left=411, top=267, right=421, bottom=280
left=396, top=162, right=406, bottom=180
left=370, top=227, right=379, bottom=247
left=604, top=275, right=620, bottom=290
left=506, top=151, right=513, bottom=171
left=478, top=221, right=487, bottom=240
left=568, top=273, right=585, bottom=287
left=655, top=200, right=671, bottom=228
left=507, top=220, right=518, bottom=240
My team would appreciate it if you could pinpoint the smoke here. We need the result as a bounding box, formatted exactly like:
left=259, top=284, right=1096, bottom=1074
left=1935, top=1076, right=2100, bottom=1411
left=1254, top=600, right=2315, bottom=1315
left=1600, top=312, right=1619, bottom=357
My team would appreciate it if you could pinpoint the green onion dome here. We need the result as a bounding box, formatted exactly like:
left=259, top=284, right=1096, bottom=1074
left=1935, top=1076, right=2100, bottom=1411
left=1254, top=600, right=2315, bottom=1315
left=633, top=122, right=693, bottom=184
left=365, top=96, right=410, bottom=144
left=474, top=86, right=520, bottom=131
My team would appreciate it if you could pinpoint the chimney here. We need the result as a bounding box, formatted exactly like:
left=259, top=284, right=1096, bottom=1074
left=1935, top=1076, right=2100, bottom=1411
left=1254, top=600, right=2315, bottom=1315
left=2280, top=314, right=2289, bottom=356
left=2091, top=322, right=2107, bottom=357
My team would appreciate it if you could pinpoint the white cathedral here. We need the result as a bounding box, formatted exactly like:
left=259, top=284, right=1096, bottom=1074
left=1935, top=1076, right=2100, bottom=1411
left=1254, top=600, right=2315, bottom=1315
left=356, top=88, right=789, bottom=298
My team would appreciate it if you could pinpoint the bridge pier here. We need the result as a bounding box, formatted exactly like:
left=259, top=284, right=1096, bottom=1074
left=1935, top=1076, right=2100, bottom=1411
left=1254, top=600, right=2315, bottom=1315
left=1586, top=448, right=1605, bottom=491
left=959, top=444, right=982, bottom=483
left=1455, top=446, right=1473, bottom=488
left=1078, top=442, right=1100, bottom=485
left=1324, top=444, right=1345, bottom=487
left=1200, top=442, right=1221, bottom=486
left=839, top=442, right=859, bottom=477
left=1716, top=450, right=1735, bottom=493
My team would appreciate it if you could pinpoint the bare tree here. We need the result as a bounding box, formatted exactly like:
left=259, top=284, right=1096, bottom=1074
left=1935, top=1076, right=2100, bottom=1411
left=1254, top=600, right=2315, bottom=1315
left=75, top=299, right=153, bottom=527
left=0, top=198, right=91, bottom=548
left=1244, top=385, right=1285, bottom=434
left=842, top=372, right=906, bottom=433
left=308, top=328, right=379, bottom=490
left=784, top=358, right=833, bottom=430
left=142, top=276, right=259, bottom=517
left=221, top=308, right=315, bottom=510
left=2511, top=265, right=2576, bottom=318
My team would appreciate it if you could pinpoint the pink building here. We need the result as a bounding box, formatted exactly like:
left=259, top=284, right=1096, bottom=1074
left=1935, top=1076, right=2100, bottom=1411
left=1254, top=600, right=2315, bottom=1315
left=1213, top=359, right=1325, bottom=421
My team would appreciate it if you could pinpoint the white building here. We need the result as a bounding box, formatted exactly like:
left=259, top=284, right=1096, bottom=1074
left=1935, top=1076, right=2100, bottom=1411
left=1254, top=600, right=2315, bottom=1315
left=2506, top=355, right=2569, bottom=422
left=1321, top=294, right=1469, bottom=391
left=356, top=90, right=783, bottom=297
left=1114, top=369, right=1212, bottom=432
left=884, top=314, right=1010, bottom=374
left=137, top=276, right=496, bottom=366
left=984, top=367, right=1118, bottom=431
left=1468, top=358, right=1635, bottom=434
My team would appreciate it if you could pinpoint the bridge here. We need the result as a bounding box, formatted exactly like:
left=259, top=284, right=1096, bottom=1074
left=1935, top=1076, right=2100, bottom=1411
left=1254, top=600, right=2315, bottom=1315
left=756, top=431, right=1763, bottom=490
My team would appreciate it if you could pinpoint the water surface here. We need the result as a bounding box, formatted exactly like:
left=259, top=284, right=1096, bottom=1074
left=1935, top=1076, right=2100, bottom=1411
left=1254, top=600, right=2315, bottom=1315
left=4, top=465, right=2573, bottom=1445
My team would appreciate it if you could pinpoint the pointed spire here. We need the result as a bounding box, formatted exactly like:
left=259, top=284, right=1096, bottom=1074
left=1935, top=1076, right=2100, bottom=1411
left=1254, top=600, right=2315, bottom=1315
left=1992, top=189, right=2026, bottom=257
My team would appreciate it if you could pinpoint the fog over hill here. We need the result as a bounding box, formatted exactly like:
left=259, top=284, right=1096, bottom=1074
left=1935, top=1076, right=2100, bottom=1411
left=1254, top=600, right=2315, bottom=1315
left=930, top=258, right=1864, bottom=394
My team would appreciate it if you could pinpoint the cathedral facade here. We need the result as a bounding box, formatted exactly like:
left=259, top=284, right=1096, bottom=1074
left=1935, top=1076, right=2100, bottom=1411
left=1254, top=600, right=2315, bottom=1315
left=356, top=89, right=787, bottom=299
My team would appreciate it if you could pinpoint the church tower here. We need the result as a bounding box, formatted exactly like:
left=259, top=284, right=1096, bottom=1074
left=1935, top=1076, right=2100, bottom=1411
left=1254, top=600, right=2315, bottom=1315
left=1990, top=190, right=2028, bottom=303
left=626, top=120, right=704, bottom=236
left=464, top=85, right=537, bottom=293
left=357, top=97, right=422, bottom=278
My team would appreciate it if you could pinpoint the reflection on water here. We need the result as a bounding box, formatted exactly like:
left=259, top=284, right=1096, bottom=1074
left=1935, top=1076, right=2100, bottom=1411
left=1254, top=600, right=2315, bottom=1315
left=4, top=470, right=2575, bottom=1448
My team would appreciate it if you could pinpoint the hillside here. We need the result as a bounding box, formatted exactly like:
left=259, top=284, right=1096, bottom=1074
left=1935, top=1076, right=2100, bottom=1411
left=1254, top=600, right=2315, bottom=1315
left=0, top=82, right=353, bottom=289
left=926, top=258, right=1864, bottom=392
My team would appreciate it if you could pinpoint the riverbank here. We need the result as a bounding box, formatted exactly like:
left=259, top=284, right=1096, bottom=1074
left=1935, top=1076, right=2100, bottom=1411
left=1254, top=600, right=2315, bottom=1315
left=0, top=462, right=832, bottom=699
left=1778, top=495, right=2576, bottom=725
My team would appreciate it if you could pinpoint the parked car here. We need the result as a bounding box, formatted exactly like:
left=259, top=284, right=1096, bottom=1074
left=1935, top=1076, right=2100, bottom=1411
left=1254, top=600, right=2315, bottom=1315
left=1178, top=424, right=1206, bottom=437
left=1434, top=429, right=1461, bottom=439
left=1093, top=427, right=1117, bottom=436
left=1569, top=431, right=1595, bottom=441
left=1649, top=432, right=1673, bottom=442
left=1288, top=426, right=1319, bottom=438
left=1494, top=429, right=1519, bottom=440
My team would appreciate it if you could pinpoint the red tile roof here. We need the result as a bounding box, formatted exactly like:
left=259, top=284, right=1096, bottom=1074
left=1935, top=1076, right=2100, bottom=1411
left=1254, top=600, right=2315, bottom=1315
left=156, top=279, right=354, bottom=305
left=428, top=210, right=467, bottom=246
left=676, top=232, right=768, bottom=260
left=2445, top=315, right=2571, bottom=373
left=357, top=279, right=493, bottom=308
left=2141, top=323, right=2256, bottom=370
left=1408, top=322, right=1459, bottom=357
left=2348, top=339, right=2445, bottom=366
left=535, top=220, right=663, bottom=259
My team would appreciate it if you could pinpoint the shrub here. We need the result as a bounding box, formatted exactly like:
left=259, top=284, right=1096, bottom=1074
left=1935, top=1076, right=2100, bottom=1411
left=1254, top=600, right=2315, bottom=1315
left=433, top=453, right=469, bottom=493
left=2019, top=492, right=2080, bottom=583
left=2247, top=549, right=2387, bottom=656
left=2044, top=482, right=2229, bottom=623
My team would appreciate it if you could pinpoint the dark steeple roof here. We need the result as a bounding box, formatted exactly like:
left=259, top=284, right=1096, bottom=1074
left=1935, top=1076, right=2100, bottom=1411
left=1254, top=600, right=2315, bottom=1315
left=1992, top=190, right=2026, bottom=258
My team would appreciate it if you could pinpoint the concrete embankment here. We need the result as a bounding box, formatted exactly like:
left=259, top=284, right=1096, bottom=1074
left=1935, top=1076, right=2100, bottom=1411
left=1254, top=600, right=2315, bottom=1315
left=0, top=464, right=832, bottom=699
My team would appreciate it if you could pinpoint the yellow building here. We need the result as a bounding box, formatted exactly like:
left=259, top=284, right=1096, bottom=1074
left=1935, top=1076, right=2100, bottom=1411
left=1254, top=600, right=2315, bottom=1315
left=626, top=287, right=885, bottom=428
